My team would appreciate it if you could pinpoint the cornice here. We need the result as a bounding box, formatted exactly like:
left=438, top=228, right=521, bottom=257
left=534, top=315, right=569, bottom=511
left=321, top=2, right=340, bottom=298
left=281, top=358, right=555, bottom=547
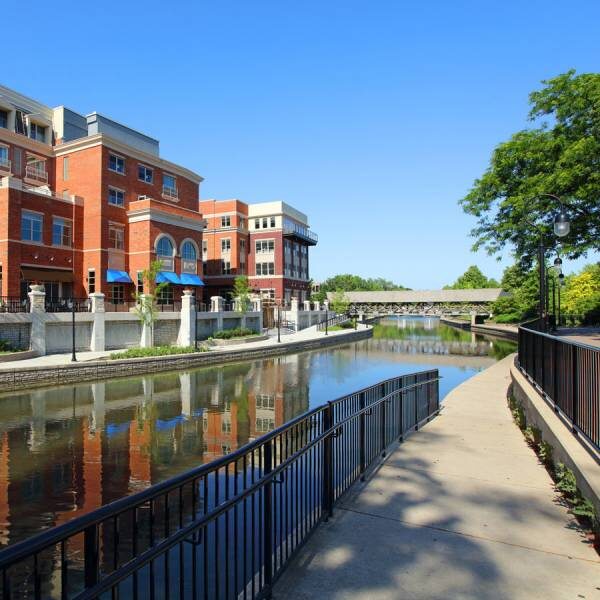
left=0, top=129, right=54, bottom=157
left=127, top=207, right=207, bottom=232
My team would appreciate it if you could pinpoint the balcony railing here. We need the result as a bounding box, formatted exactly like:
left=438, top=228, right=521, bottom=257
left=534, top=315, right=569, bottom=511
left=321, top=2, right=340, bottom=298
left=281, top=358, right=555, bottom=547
left=24, top=165, right=48, bottom=184
left=283, top=225, right=318, bottom=245
left=162, top=185, right=178, bottom=201
left=0, top=158, right=11, bottom=174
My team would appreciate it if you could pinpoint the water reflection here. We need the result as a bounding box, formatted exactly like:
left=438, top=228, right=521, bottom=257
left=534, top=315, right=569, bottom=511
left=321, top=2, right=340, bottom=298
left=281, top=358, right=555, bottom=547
left=0, top=316, right=515, bottom=548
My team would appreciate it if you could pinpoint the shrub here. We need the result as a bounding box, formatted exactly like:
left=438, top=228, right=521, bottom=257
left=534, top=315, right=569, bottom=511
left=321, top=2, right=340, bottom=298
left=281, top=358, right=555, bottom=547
left=110, top=346, right=206, bottom=359
left=212, top=327, right=258, bottom=340
left=0, top=340, right=14, bottom=352
left=538, top=441, right=554, bottom=468
left=524, top=426, right=542, bottom=448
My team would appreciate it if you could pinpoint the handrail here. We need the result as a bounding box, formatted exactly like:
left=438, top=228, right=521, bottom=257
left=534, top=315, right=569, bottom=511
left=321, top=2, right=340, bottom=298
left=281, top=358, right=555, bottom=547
left=519, top=323, right=600, bottom=352
left=0, top=369, right=440, bottom=599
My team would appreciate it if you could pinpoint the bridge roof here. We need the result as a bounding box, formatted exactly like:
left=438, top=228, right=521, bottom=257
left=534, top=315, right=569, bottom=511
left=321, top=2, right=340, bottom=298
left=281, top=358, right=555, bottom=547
left=328, top=289, right=507, bottom=303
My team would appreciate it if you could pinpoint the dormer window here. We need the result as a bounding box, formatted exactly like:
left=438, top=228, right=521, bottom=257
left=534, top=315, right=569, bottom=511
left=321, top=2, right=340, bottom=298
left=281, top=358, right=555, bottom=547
left=29, top=123, right=47, bottom=143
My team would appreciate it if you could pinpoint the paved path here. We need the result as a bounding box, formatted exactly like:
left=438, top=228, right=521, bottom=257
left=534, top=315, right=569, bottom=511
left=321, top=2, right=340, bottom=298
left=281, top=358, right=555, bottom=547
left=274, top=355, right=599, bottom=600
left=0, top=324, right=365, bottom=371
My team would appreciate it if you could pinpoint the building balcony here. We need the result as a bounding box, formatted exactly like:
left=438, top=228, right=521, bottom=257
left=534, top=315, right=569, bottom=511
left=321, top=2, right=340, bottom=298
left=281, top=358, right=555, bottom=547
left=0, top=158, right=11, bottom=175
left=25, top=165, right=48, bottom=185
left=283, top=225, right=318, bottom=246
left=162, top=186, right=179, bottom=201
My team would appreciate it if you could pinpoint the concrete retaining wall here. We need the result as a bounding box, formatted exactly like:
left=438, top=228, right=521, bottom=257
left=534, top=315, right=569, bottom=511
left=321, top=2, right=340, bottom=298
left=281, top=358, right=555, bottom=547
left=0, top=328, right=372, bottom=393
left=510, top=362, right=600, bottom=515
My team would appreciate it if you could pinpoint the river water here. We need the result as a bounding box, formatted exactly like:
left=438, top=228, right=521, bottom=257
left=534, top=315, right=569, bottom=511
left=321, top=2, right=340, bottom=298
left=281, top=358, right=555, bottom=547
left=0, top=316, right=515, bottom=548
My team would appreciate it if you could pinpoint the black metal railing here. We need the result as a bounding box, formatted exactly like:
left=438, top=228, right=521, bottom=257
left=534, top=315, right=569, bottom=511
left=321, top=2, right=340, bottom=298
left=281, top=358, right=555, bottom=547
left=104, top=300, right=140, bottom=313
left=518, top=324, right=599, bottom=451
left=45, top=298, right=90, bottom=313
left=0, top=370, right=439, bottom=600
left=0, top=297, right=30, bottom=313
left=317, top=312, right=351, bottom=331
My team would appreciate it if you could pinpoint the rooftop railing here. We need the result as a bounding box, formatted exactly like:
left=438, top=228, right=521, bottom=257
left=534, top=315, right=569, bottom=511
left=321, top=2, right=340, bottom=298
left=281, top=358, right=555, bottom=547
left=0, top=370, right=439, bottom=599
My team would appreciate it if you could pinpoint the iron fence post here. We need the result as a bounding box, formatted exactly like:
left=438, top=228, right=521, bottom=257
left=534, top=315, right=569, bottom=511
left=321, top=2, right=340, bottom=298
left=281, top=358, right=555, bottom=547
left=83, top=524, right=99, bottom=588
left=322, top=402, right=334, bottom=519
left=398, top=388, right=404, bottom=442
left=380, top=383, right=386, bottom=457
left=572, top=348, right=578, bottom=435
left=263, top=440, right=274, bottom=597
left=359, top=392, right=366, bottom=479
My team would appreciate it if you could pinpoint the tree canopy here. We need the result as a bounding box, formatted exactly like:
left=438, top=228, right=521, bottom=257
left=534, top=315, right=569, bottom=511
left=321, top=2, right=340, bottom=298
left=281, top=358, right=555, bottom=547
left=444, top=265, right=499, bottom=290
left=460, top=70, right=600, bottom=262
left=319, top=274, right=409, bottom=293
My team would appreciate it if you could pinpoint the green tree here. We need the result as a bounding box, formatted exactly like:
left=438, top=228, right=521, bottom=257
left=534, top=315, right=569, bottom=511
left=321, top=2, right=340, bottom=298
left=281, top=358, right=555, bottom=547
left=134, top=260, right=168, bottom=341
left=231, top=275, right=251, bottom=312
left=444, top=265, right=499, bottom=289
left=461, top=70, right=600, bottom=261
left=562, top=264, right=600, bottom=324
left=318, top=274, right=409, bottom=295
left=330, top=290, right=350, bottom=314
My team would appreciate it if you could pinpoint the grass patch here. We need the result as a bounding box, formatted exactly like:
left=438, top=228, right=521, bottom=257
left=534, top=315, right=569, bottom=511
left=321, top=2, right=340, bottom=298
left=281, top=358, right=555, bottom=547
left=110, top=346, right=207, bottom=359
left=212, top=327, right=259, bottom=340
left=328, top=320, right=356, bottom=331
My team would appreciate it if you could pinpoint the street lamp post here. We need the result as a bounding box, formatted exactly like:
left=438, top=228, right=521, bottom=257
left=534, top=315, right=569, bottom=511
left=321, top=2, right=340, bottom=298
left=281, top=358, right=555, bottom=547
left=532, top=195, right=571, bottom=331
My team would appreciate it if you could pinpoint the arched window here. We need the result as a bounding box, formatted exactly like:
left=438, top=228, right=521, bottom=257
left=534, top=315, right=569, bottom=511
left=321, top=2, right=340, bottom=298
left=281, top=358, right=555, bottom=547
left=156, top=236, right=174, bottom=270
left=181, top=241, right=197, bottom=261
left=156, top=236, right=174, bottom=257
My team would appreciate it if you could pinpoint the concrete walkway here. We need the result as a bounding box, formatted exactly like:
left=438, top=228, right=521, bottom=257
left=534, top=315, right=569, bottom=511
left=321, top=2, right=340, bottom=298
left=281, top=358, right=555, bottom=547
left=274, top=355, right=599, bottom=600
left=0, top=324, right=365, bottom=371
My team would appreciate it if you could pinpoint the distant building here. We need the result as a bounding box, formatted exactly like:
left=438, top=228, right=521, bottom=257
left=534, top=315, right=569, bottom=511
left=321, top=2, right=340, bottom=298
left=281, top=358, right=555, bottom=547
left=200, top=199, right=317, bottom=304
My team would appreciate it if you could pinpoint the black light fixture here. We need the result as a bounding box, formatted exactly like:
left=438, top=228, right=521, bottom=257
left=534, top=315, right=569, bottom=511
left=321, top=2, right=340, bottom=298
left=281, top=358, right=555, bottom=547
left=553, top=210, right=570, bottom=238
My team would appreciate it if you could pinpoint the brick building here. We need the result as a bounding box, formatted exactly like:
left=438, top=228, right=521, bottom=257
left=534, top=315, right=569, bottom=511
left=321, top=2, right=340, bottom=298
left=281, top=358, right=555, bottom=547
left=0, top=85, right=205, bottom=306
left=199, top=199, right=317, bottom=304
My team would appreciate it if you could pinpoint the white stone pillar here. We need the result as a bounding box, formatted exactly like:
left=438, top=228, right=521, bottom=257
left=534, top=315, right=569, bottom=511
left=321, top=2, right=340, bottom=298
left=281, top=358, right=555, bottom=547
left=313, top=300, right=320, bottom=311
left=89, top=292, right=105, bottom=351
left=323, top=300, right=330, bottom=311
left=28, top=284, right=46, bottom=355
left=91, top=382, right=106, bottom=431
left=178, top=289, right=195, bottom=347
left=211, top=296, right=224, bottom=312
left=139, top=293, right=153, bottom=348
left=179, top=372, right=192, bottom=416
left=303, top=300, right=311, bottom=311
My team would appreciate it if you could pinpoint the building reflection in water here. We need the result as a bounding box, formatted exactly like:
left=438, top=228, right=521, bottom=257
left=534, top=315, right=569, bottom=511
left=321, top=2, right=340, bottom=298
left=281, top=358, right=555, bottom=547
left=0, top=354, right=310, bottom=548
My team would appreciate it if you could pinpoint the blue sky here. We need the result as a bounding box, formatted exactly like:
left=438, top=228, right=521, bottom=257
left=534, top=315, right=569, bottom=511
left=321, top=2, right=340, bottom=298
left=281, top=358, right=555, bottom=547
left=4, top=0, right=599, bottom=288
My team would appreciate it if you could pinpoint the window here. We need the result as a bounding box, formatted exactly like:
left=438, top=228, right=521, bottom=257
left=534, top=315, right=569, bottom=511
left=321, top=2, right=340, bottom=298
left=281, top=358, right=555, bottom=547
left=157, top=285, right=173, bottom=305
left=254, top=219, right=260, bottom=229
left=88, top=270, right=96, bottom=294
left=221, top=420, right=232, bottom=433
left=108, top=187, right=125, bottom=207
left=240, top=239, right=246, bottom=250
left=109, top=225, right=124, bottom=250
left=222, top=260, right=231, bottom=275
left=13, top=148, right=21, bottom=176
left=260, top=289, right=275, bottom=299
left=163, top=174, right=176, bottom=193
left=0, top=146, right=8, bottom=169
left=202, top=240, right=208, bottom=255
left=181, top=241, right=197, bottom=261
left=256, top=394, right=275, bottom=409
left=62, top=156, right=69, bottom=181
left=111, top=285, right=125, bottom=304
left=256, top=262, right=275, bottom=276
left=240, top=217, right=245, bottom=229
left=29, top=123, right=46, bottom=143
left=256, top=418, right=275, bottom=433
left=138, top=164, right=153, bottom=183
left=137, top=272, right=144, bottom=294
left=255, top=240, right=275, bottom=253
left=270, top=216, right=276, bottom=227
left=221, top=216, right=231, bottom=228
left=221, top=238, right=231, bottom=253
left=156, top=236, right=174, bottom=270
left=21, top=211, right=43, bottom=242
left=0, top=110, right=7, bottom=129
left=109, top=154, right=125, bottom=174
left=262, top=217, right=268, bottom=229
left=52, top=217, right=72, bottom=247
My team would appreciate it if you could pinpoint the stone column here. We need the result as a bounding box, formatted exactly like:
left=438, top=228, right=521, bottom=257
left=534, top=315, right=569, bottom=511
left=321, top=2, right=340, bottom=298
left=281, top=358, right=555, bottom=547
left=139, top=294, right=153, bottom=348
left=313, top=300, right=320, bottom=311
left=89, top=292, right=106, bottom=351
left=210, top=296, right=224, bottom=333
left=303, top=300, right=311, bottom=311
left=28, top=284, right=46, bottom=355
left=177, top=289, right=195, bottom=347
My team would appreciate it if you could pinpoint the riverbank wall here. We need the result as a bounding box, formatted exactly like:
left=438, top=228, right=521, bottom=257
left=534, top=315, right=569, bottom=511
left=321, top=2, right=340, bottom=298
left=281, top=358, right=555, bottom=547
left=440, top=317, right=518, bottom=341
left=0, top=327, right=372, bottom=393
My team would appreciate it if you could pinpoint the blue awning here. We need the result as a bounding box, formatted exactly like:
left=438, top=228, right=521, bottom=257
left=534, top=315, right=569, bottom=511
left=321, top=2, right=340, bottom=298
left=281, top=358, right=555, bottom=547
left=179, top=273, right=205, bottom=286
left=155, top=271, right=182, bottom=284
left=106, top=270, right=133, bottom=283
